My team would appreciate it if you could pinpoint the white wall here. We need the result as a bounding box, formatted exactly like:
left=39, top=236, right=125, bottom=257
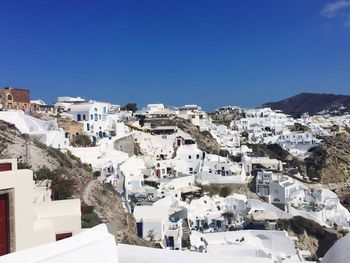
left=0, top=168, right=34, bottom=251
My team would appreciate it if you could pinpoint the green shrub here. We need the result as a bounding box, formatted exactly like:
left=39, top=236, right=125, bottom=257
left=121, top=103, right=138, bottom=113
left=35, top=166, right=55, bottom=180
left=200, top=184, right=220, bottom=196
left=51, top=175, right=74, bottom=200
left=222, top=211, right=235, bottom=224
left=219, top=186, right=233, bottom=197
left=72, top=134, right=91, bottom=147
left=93, top=170, right=101, bottom=178
left=228, top=225, right=236, bottom=231
left=202, top=222, right=209, bottom=230
left=83, top=163, right=92, bottom=173
left=81, top=210, right=102, bottom=228
left=17, top=162, right=32, bottom=169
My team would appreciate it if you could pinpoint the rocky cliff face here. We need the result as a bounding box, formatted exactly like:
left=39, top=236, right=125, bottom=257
left=305, top=133, right=350, bottom=184
left=209, top=110, right=244, bottom=126
left=172, top=117, right=221, bottom=154
left=277, top=216, right=347, bottom=260
left=84, top=182, right=150, bottom=246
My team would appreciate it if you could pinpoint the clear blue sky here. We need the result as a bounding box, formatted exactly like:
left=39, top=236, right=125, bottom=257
left=1, top=0, right=350, bottom=110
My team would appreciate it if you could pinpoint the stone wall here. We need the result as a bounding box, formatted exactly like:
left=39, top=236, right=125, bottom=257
left=58, top=119, right=84, bottom=142
left=114, top=134, right=135, bottom=156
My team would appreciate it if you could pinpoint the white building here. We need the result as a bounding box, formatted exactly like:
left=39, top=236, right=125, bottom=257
left=0, top=159, right=81, bottom=256
left=69, top=101, right=122, bottom=141
left=190, top=230, right=308, bottom=262
left=177, top=105, right=212, bottom=131
left=54, top=96, right=86, bottom=113
left=255, top=171, right=350, bottom=227
left=174, top=143, right=203, bottom=175
left=0, top=111, right=69, bottom=149
left=133, top=204, right=183, bottom=250
left=199, top=154, right=246, bottom=184
left=69, top=146, right=129, bottom=171
left=234, top=108, right=294, bottom=144
left=120, top=156, right=146, bottom=192
left=210, top=124, right=241, bottom=151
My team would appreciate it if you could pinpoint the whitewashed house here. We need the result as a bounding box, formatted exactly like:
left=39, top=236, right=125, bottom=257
left=174, top=143, right=203, bottom=175
left=120, top=156, right=146, bottom=192
left=199, top=154, right=246, bottom=184
left=243, top=155, right=283, bottom=174
left=0, top=159, right=81, bottom=256
left=133, top=204, right=183, bottom=250
left=54, top=96, right=86, bottom=113
left=177, top=105, right=212, bottom=131
left=69, top=101, right=122, bottom=141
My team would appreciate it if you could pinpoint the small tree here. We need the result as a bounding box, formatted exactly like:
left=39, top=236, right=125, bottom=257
left=93, top=170, right=101, bottom=178
left=121, top=103, right=138, bottom=113
left=222, top=211, right=235, bottom=225
left=202, top=222, right=209, bottom=230
left=219, top=186, right=232, bottom=198
left=51, top=175, right=74, bottom=200
left=72, top=134, right=91, bottom=147
left=35, top=166, right=55, bottom=180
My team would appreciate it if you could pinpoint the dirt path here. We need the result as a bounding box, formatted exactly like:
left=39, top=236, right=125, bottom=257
left=82, top=179, right=97, bottom=205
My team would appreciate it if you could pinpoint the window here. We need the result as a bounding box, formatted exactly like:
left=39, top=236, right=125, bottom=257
left=0, top=163, right=12, bottom=172
left=87, top=123, right=90, bottom=131
left=188, top=155, right=192, bottom=159
left=189, top=168, right=193, bottom=173
left=56, top=232, right=72, bottom=241
left=77, top=114, right=81, bottom=121
left=99, top=114, right=101, bottom=120
left=83, top=114, right=86, bottom=121
left=196, top=154, right=200, bottom=159
left=90, top=114, right=93, bottom=120
left=7, top=94, right=12, bottom=100
left=94, top=114, right=98, bottom=121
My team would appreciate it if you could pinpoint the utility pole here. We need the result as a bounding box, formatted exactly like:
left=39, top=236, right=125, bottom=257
left=23, top=133, right=29, bottom=164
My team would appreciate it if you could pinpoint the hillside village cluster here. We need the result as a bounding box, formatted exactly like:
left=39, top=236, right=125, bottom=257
left=1, top=86, right=350, bottom=263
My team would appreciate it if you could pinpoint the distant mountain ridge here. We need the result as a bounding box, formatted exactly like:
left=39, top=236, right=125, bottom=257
left=262, top=93, right=350, bottom=117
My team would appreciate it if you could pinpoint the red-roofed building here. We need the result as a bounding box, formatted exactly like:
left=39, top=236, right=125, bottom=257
left=0, top=87, right=30, bottom=111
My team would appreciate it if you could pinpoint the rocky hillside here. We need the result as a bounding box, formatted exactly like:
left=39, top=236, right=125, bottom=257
left=209, top=110, right=244, bottom=126
left=0, top=120, right=148, bottom=246
left=277, top=216, right=347, bottom=260
left=172, top=117, right=221, bottom=154
left=84, top=182, right=150, bottom=246
left=262, top=93, right=350, bottom=117
left=305, top=133, right=350, bottom=184
left=245, top=135, right=350, bottom=185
